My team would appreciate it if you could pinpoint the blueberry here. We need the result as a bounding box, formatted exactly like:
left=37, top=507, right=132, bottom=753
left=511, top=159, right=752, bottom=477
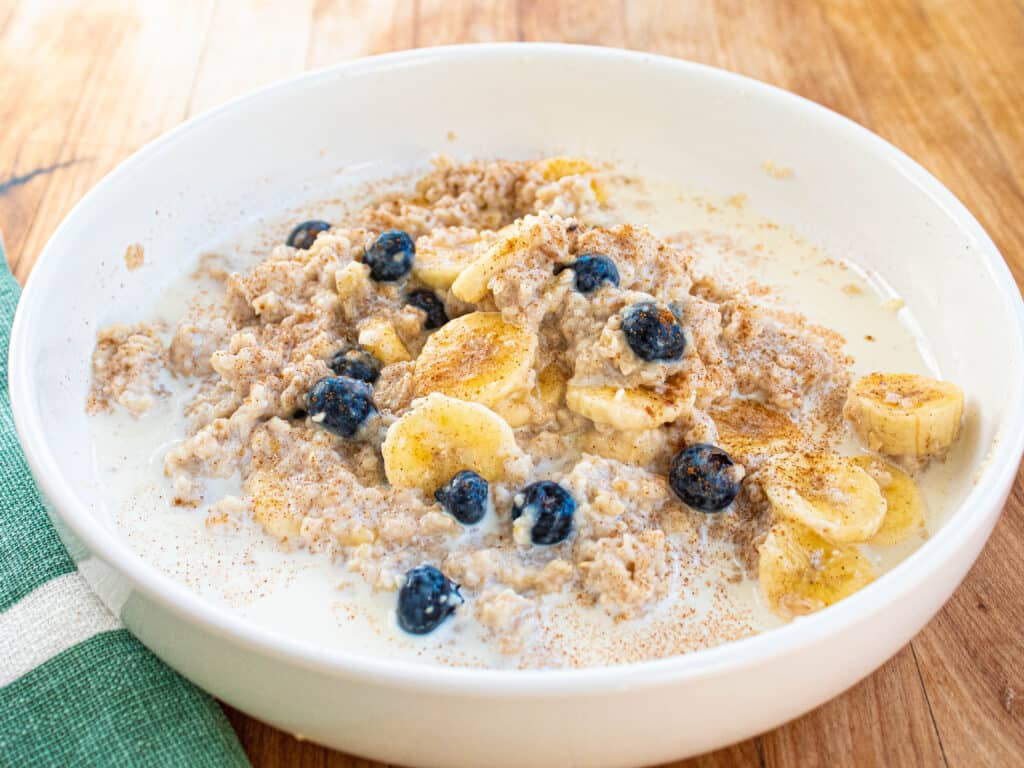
left=306, top=376, right=376, bottom=438
left=406, top=289, right=449, bottom=329
left=435, top=470, right=489, bottom=525
left=363, top=230, right=415, bottom=282
left=669, top=443, right=742, bottom=512
left=397, top=565, right=463, bottom=635
left=327, top=347, right=380, bottom=384
left=622, top=301, right=686, bottom=361
left=561, top=253, right=619, bottom=293
left=286, top=220, right=330, bottom=250
left=511, top=481, right=576, bottom=545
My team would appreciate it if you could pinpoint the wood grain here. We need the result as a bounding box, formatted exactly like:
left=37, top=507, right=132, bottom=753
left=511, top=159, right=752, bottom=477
left=3, top=1, right=1023, bottom=765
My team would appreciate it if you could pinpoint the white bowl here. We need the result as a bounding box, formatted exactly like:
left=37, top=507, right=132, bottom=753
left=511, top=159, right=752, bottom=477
left=10, top=44, right=1024, bottom=767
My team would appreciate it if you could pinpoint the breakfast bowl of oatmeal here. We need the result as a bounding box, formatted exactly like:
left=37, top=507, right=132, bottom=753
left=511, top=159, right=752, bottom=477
left=9, top=45, right=1024, bottom=766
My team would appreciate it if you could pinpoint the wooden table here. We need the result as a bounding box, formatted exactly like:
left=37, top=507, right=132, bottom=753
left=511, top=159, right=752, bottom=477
left=3, top=1, right=1022, bottom=765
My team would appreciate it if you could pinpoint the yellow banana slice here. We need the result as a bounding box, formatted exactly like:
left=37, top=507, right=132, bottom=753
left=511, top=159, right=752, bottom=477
left=711, top=399, right=804, bottom=460
left=413, top=227, right=493, bottom=290
left=844, top=372, right=964, bottom=457
left=358, top=318, right=412, bottom=364
left=537, top=157, right=596, bottom=180
left=536, top=156, right=607, bottom=203
left=566, top=384, right=688, bottom=430
left=250, top=472, right=302, bottom=541
left=382, top=393, right=522, bottom=493
left=413, top=312, right=537, bottom=409
left=537, top=363, right=569, bottom=406
left=493, top=395, right=534, bottom=428
left=758, top=520, right=876, bottom=618
left=579, top=427, right=668, bottom=466
left=450, top=230, right=529, bottom=303
left=760, top=453, right=886, bottom=543
left=852, top=455, right=927, bottom=546
left=335, top=262, right=372, bottom=321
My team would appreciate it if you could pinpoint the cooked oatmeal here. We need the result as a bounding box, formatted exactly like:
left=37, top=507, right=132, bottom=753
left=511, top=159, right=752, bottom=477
left=87, top=157, right=966, bottom=668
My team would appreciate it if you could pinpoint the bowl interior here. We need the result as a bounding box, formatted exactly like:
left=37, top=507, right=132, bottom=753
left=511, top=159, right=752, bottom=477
left=12, top=45, right=1024, bottom=663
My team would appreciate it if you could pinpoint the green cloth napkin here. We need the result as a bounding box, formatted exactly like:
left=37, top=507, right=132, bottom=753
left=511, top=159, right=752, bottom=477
left=0, top=239, right=249, bottom=767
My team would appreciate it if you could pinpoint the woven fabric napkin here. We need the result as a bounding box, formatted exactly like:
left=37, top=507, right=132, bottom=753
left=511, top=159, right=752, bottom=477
left=0, top=239, right=249, bottom=767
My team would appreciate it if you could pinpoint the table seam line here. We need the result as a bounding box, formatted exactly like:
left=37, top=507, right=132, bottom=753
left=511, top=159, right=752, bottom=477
left=911, top=641, right=950, bottom=767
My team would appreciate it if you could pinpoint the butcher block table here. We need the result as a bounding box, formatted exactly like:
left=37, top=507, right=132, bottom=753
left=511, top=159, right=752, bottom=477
left=2, top=1, right=1022, bottom=765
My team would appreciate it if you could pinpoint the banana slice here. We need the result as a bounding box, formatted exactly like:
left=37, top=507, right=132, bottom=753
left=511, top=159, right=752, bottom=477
left=566, top=383, right=690, bottom=431
left=451, top=230, right=529, bottom=303
left=711, top=399, right=804, bottom=460
left=537, top=157, right=596, bottom=180
left=536, top=157, right=608, bottom=204
left=579, top=427, right=668, bottom=466
left=413, top=312, right=537, bottom=409
left=250, top=472, right=302, bottom=541
left=493, top=395, right=535, bottom=428
left=537, top=363, right=569, bottom=406
left=382, top=393, right=522, bottom=493
left=760, top=454, right=886, bottom=543
left=335, top=262, right=372, bottom=321
left=358, top=318, right=411, bottom=364
left=413, top=227, right=493, bottom=290
left=758, top=520, right=876, bottom=618
left=852, top=455, right=927, bottom=546
left=844, top=373, right=964, bottom=457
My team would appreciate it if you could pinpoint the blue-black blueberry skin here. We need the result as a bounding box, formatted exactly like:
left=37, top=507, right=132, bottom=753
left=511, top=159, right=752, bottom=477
left=621, top=301, right=686, bottom=361
left=327, top=347, right=381, bottom=384
left=397, top=565, right=463, bottom=634
left=435, top=470, right=489, bottom=525
left=306, top=376, right=376, bottom=438
left=406, top=289, right=449, bottom=330
left=286, top=220, right=330, bottom=250
left=563, top=253, right=620, bottom=293
left=363, top=230, right=415, bottom=282
left=668, top=443, right=742, bottom=512
left=511, top=481, right=576, bottom=545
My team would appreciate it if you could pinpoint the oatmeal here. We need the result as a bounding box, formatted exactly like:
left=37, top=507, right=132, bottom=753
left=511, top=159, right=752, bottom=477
left=88, top=322, right=169, bottom=415
left=87, top=157, right=966, bottom=668
left=124, top=242, right=145, bottom=270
